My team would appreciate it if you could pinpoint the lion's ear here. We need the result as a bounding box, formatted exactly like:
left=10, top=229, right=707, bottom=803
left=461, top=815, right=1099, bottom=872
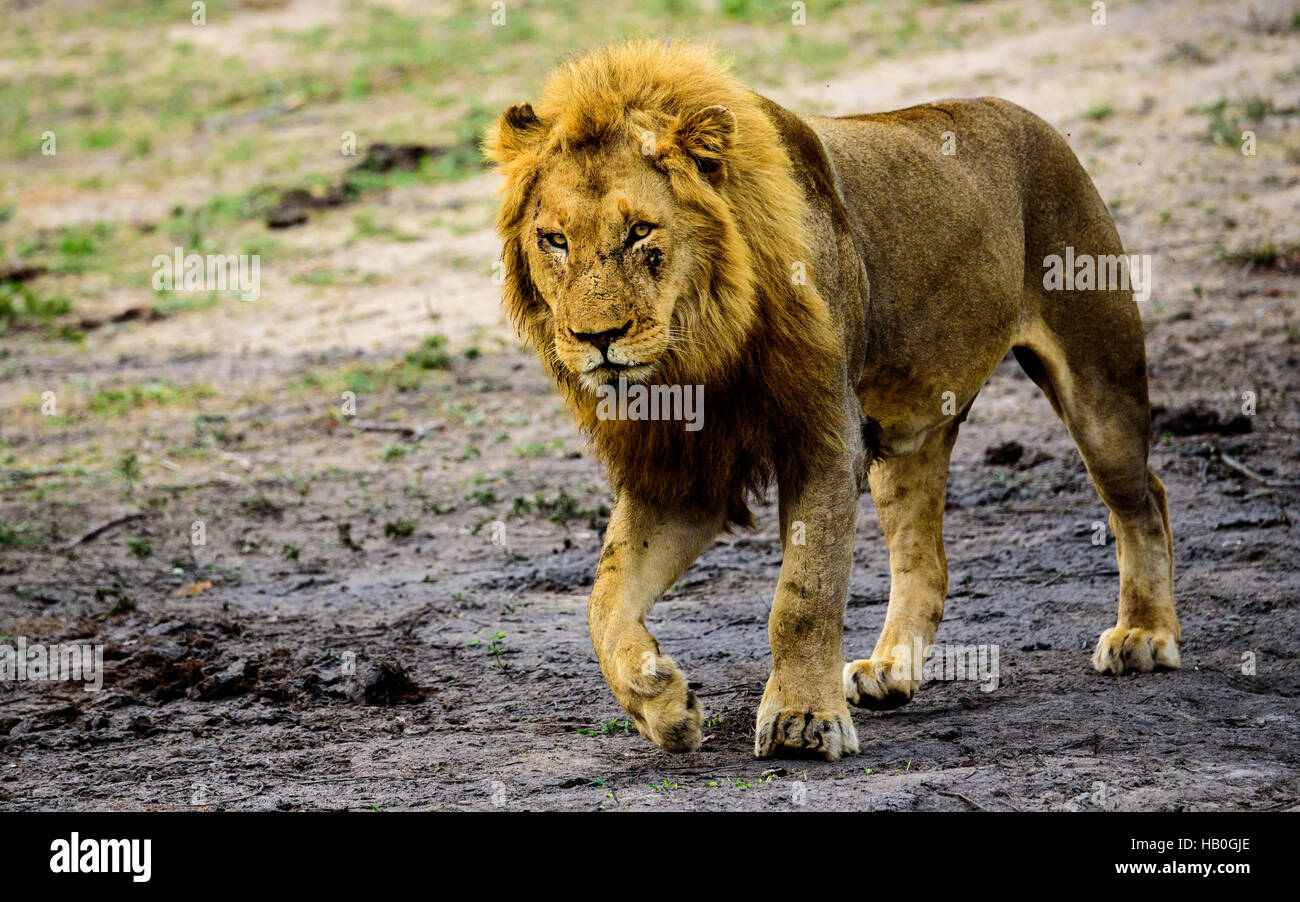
left=485, top=103, right=546, bottom=166
left=668, top=105, right=736, bottom=182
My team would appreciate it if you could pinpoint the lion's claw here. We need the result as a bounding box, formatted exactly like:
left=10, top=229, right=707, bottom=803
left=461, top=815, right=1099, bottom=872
left=754, top=706, right=858, bottom=761
left=619, top=653, right=702, bottom=753
left=843, top=657, right=918, bottom=710
left=1093, top=626, right=1180, bottom=674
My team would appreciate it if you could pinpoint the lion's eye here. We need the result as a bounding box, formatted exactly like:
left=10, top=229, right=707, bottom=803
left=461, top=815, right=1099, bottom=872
left=626, top=222, right=654, bottom=246
left=544, top=232, right=567, bottom=250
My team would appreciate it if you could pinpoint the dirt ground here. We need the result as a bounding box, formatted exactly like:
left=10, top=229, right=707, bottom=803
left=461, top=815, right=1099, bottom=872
left=1, top=0, right=1298, bottom=811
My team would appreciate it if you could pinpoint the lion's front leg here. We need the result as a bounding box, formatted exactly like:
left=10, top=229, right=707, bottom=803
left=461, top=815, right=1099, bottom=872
left=588, top=494, right=724, bottom=753
left=755, top=456, right=861, bottom=761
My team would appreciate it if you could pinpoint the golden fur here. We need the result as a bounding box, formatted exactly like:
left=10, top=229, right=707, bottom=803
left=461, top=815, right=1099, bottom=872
left=487, top=41, right=1179, bottom=760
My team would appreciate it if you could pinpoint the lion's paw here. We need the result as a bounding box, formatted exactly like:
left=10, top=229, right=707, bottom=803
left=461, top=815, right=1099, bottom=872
left=754, top=707, right=859, bottom=761
left=1092, top=626, right=1180, bottom=675
left=620, top=654, right=702, bottom=753
left=843, top=658, right=918, bottom=710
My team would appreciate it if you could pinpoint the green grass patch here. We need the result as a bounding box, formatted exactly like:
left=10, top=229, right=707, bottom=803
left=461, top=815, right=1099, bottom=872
left=406, top=335, right=452, bottom=370
left=384, top=518, right=417, bottom=538
left=14, top=222, right=117, bottom=276
left=88, top=381, right=217, bottom=419
left=1199, top=96, right=1283, bottom=147
left=1083, top=101, right=1115, bottom=121
left=0, top=281, right=76, bottom=338
left=509, top=489, right=608, bottom=524
left=1216, top=239, right=1300, bottom=270
left=0, top=518, right=38, bottom=547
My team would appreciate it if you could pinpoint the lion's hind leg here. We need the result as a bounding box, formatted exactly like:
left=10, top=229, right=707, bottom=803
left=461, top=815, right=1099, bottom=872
left=1015, top=111, right=1179, bottom=675
left=1013, top=319, right=1179, bottom=676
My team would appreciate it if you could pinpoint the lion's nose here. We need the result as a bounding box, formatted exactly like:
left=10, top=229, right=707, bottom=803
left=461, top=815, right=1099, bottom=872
left=571, top=321, right=632, bottom=355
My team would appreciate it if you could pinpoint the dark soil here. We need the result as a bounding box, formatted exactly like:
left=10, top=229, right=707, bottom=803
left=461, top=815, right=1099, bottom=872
left=2, top=328, right=1297, bottom=811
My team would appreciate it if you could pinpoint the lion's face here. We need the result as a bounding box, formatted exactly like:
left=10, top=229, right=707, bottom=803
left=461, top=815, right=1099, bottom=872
left=488, top=90, right=752, bottom=395
left=524, top=143, right=693, bottom=392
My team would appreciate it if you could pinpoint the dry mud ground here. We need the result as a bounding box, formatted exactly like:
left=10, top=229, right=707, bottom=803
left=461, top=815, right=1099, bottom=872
left=2, top=0, right=1299, bottom=810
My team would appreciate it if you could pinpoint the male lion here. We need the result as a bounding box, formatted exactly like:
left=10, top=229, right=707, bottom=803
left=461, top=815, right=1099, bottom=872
left=486, top=41, right=1178, bottom=760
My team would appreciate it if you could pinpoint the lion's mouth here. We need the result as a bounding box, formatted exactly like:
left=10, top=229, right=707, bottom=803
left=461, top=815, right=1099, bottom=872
left=595, top=361, right=652, bottom=378
left=582, top=356, right=649, bottom=375
left=579, top=361, right=655, bottom=392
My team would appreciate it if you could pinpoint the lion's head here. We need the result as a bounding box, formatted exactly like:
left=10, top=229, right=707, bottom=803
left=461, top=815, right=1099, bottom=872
left=485, top=42, right=797, bottom=391
left=485, top=41, right=845, bottom=523
left=497, top=118, right=717, bottom=392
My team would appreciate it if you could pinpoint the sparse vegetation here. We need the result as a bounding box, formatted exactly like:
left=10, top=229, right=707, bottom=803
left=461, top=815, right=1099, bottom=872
left=1083, top=101, right=1115, bottom=121
left=384, top=519, right=417, bottom=538
left=1199, top=96, right=1289, bottom=148
left=89, top=382, right=216, bottom=420
left=578, top=717, right=638, bottom=736
left=0, top=281, right=77, bottom=339
left=245, top=494, right=281, bottom=518
left=467, top=631, right=507, bottom=668
left=406, top=335, right=453, bottom=370
left=115, top=451, right=142, bottom=492
left=0, top=518, right=36, bottom=547
left=337, top=522, right=363, bottom=551
left=1216, top=239, right=1300, bottom=271
left=508, top=490, right=608, bottom=525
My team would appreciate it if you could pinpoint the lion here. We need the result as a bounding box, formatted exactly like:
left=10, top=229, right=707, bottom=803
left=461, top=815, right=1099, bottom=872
left=485, top=41, right=1179, bottom=761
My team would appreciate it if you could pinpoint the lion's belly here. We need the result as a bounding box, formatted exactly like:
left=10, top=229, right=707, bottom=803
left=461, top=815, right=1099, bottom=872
left=855, top=350, right=1002, bottom=459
